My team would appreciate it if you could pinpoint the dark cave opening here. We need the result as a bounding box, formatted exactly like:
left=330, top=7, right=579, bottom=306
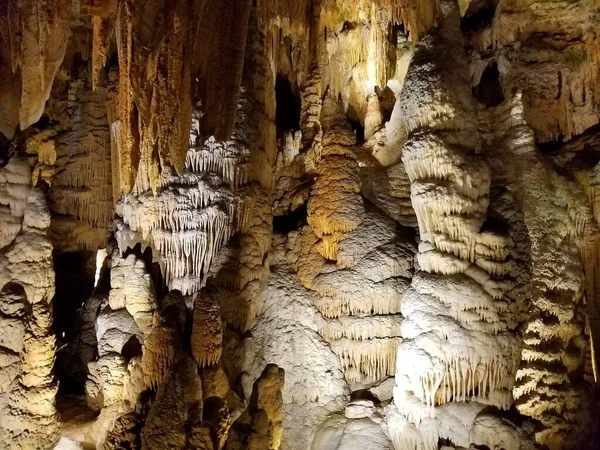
left=122, top=335, right=143, bottom=363
left=52, top=251, right=96, bottom=343
left=461, top=0, right=498, bottom=34
left=53, top=251, right=96, bottom=396
left=347, top=113, right=365, bottom=144
left=275, top=74, right=301, bottom=137
left=537, top=134, right=565, bottom=154
left=273, top=203, right=308, bottom=234
left=473, top=63, right=505, bottom=107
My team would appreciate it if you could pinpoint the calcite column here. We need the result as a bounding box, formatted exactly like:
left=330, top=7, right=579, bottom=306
left=84, top=250, right=157, bottom=446
left=482, top=93, right=593, bottom=450
left=391, top=2, right=521, bottom=448
left=0, top=156, right=60, bottom=449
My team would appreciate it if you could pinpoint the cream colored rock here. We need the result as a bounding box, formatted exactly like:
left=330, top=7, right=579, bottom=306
left=0, top=184, right=59, bottom=449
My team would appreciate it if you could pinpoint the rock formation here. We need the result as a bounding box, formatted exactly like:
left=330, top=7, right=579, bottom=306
left=0, top=0, right=599, bottom=449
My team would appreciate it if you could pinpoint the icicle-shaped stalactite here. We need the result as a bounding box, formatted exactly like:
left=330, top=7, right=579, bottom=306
left=204, top=12, right=277, bottom=334
left=115, top=91, right=255, bottom=295
left=0, top=161, right=60, bottom=449
left=0, top=0, right=73, bottom=140
left=88, top=0, right=253, bottom=194
left=391, top=2, right=522, bottom=448
left=27, top=71, right=113, bottom=252
left=482, top=92, right=593, bottom=450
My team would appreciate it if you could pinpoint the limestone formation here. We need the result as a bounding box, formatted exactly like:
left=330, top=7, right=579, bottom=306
left=392, top=2, right=522, bottom=448
left=0, top=161, right=60, bottom=449
left=1, top=1, right=600, bottom=449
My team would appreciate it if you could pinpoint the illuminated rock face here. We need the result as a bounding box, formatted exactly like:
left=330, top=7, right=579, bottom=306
left=390, top=3, right=522, bottom=449
left=1, top=1, right=600, bottom=450
left=0, top=156, right=59, bottom=449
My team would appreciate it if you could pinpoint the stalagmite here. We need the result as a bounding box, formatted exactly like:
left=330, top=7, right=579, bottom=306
left=482, top=92, right=594, bottom=449
left=364, top=94, right=383, bottom=141
left=0, top=179, right=60, bottom=449
left=297, top=94, right=416, bottom=387
left=247, top=364, right=285, bottom=450
left=192, top=292, right=223, bottom=367
left=140, top=355, right=204, bottom=450
left=307, top=97, right=364, bottom=240
left=392, top=2, right=522, bottom=449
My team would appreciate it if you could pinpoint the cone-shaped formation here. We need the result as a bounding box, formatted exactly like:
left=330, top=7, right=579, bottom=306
left=482, top=93, right=593, bottom=450
left=392, top=2, right=521, bottom=448
left=192, top=293, right=223, bottom=368
left=0, top=180, right=60, bottom=449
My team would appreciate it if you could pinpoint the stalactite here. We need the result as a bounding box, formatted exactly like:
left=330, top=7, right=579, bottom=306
left=202, top=13, right=277, bottom=335
left=115, top=97, right=255, bottom=295
left=0, top=0, right=73, bottom=140
left=27, top=71, right=113, bottom=252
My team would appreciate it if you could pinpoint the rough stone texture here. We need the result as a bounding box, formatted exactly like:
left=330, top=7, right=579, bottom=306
left=2, top=1, right=600, bottom=449
left=0, top=158, right=60, bottom=449
left=392, top=2, right=522, bottom=449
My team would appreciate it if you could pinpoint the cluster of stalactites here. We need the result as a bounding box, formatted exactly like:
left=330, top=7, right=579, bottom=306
left=0, top=0, right=73, bottom=140
left=392, top=2, right=521, bottom=449
left=88, top=0, right=252, bottom=195
left=254, top=0, right=438, bottom=43
left=26, top=74, right=113, bottom=252
left=115, top=95, right=255, bottom=295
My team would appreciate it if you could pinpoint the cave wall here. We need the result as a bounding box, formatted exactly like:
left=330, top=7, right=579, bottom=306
left=0, top=0, right=600, bottom=449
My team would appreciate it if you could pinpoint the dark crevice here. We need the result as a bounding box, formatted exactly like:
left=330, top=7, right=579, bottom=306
left=273, top=203, right=307, bottom=234
left=346, top=104, right=364, bottom=143
left=473, top=63, right=504, bottom=107
left=275, top=74, right=301, bottom=138
left=53, top=251, right=96, bottom=395
left=52, top=251, right=96, bottom=342
left=122, top=335, right=143, bottom=363
left=537, top=134, right=564, bottom=154
left=461, top=0, right=498, bottom=34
